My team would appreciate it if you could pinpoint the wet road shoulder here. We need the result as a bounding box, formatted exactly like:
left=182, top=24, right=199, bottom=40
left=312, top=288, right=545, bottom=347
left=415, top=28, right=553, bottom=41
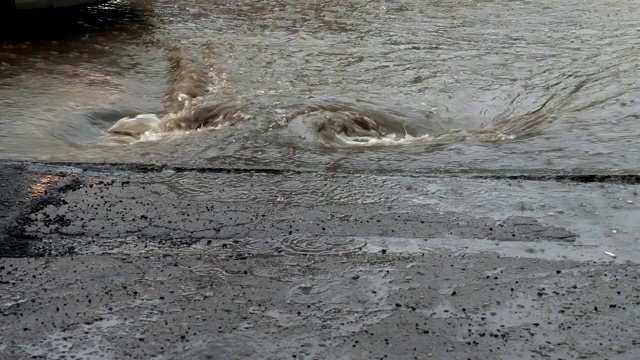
left=0, top=161, right=639, bottom=359
left=1, top=160, right=637, bottom=261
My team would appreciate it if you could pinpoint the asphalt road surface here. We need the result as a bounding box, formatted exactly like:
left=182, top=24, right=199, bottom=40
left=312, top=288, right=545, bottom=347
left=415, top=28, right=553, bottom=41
left=1, top=161, right=639, bottom=359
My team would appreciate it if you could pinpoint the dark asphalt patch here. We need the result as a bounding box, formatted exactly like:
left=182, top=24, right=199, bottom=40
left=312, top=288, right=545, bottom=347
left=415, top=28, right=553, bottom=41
left=1, top=162, right=579, bottom=258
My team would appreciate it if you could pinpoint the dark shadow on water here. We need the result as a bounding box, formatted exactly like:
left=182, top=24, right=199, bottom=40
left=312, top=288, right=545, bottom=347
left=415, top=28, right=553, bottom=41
left=0, top=0, right=155, bottom=43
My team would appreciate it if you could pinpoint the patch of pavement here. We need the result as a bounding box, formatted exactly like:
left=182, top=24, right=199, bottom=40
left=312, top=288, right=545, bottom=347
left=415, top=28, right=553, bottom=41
left=0, top=162, right=594, bottom=258
left=1, top=161, right=639, bottom=359
left=0, top=252, right=638, bottom=359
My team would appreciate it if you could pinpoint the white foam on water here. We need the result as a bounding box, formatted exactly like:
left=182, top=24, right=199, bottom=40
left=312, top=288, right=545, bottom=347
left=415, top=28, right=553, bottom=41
left=136, top=129, right=190, bottom=142
left=106, top=113, right=163, bottom=136
left=476, top=131, right=517, bottom=142
left=335, top=128, right=516, bottom=147
left=336, top=132, right=434, bottom=146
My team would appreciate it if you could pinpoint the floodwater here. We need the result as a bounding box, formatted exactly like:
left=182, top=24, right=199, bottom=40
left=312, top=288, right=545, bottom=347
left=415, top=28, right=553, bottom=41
left=0, top=0, right=639, bottom=172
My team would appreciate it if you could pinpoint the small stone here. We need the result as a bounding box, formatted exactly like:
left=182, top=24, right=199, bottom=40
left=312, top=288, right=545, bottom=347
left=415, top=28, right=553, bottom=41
left=351, top=274, right=360, bottom=280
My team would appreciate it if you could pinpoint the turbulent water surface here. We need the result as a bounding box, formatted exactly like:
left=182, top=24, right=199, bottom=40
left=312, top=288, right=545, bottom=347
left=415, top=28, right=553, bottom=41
left=0, top=0, right=639, bottom=172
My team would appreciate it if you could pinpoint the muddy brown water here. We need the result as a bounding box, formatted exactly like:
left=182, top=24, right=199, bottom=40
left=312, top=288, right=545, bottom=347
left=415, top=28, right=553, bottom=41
left=0, top=0, right=639, bottom=173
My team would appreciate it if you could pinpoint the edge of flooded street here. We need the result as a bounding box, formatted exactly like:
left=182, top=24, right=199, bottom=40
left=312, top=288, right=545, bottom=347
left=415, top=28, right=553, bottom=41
left=1, top=160, right=639, bottom=359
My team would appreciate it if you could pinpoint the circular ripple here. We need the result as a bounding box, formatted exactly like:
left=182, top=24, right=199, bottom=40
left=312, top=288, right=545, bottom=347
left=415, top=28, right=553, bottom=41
left=277, top=236, right=367, bottom=256
left=223, top=236, right=367, bottom=257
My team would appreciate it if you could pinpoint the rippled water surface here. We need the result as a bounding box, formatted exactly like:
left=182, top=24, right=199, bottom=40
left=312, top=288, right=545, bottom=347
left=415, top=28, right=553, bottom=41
left=1, top=0, right=639, bottom=172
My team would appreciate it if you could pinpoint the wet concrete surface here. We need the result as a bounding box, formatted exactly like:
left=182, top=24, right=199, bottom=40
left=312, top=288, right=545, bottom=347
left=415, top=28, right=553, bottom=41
left=1, top=161, right=639, bottom=359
